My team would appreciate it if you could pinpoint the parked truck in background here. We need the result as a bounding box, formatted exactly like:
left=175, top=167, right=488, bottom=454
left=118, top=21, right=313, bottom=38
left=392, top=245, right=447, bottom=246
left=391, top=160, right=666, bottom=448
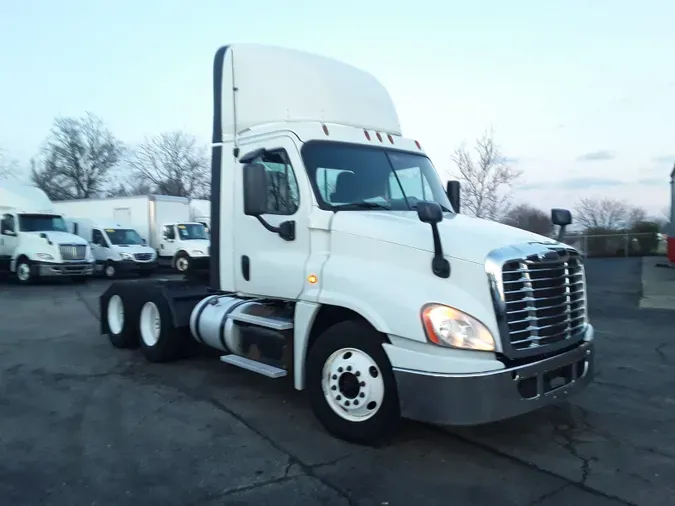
left=668, top=163, right=674, bottom=264
left=0, top=180, right=94, bottom=284
left=64, top=217, right=159, bottom=278
left=99, top=43, right=594, bottom=444
left=190, top=198, right=211, bottom=233
left=53, top=195, right=210, bottom=273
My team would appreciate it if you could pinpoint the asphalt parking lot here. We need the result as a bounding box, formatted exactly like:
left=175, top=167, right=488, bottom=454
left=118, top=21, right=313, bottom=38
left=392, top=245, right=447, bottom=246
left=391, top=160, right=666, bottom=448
left=1, top=257, right=674, bottom=506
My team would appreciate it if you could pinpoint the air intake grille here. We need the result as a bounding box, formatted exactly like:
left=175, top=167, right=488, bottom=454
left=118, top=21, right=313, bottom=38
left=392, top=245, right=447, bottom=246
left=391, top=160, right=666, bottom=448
left=134, top=253, right=153, bottom=261
left=59, top=244, right=86, bottom=261
left=500, top=247, right=586, bottom=353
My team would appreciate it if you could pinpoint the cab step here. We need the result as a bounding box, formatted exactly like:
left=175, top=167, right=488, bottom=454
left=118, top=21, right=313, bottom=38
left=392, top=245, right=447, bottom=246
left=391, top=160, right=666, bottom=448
left=220, top=355, right=288, bottom=378
left=228, top=311, right=294, bottom=331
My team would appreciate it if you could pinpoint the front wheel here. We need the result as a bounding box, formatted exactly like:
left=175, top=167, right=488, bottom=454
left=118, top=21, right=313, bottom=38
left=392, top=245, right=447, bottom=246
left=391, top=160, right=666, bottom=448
left=174, top=253, right=190, bottom=273
left=306, top=320, right=400, bottom=445
left=15, top=259, right=33, bottom=284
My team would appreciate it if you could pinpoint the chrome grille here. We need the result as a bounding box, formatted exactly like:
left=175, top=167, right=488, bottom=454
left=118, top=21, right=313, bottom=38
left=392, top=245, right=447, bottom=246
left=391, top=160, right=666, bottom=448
left=487, top=243, right=587, bottom=358
left=134, top=253, right=152, bottom=261
left=59, top=244, right=86, bottom=261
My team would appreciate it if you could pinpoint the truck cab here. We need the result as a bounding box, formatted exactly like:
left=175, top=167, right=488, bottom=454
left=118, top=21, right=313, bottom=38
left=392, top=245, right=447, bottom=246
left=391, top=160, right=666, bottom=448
left=0, top=181, right=94, bottom=284
left=99, top=43, right=594, bottom=444
left=66, top=217, right=158, bottom=278
left=159, top=221, right=209, bottom=272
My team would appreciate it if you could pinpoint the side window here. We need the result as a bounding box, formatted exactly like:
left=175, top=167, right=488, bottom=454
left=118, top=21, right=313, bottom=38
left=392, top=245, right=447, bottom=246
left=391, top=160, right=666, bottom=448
left=1, top=214, right=15, bottom=234
left=257, top=150, right=300, bottom=215
left=388, top=167, right=433, bottom=202
left=92, top=229, right=106, bottom=246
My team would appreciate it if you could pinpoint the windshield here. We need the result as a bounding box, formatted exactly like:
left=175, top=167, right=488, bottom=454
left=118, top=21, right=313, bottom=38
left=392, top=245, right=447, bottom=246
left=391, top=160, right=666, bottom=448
left=104, top=228, right=145, bottom=246
left=302, top=141, right=454, bottom=212
left=18, top=214, right=68, bottom=232
left=177, top=223, right=208, bottom=240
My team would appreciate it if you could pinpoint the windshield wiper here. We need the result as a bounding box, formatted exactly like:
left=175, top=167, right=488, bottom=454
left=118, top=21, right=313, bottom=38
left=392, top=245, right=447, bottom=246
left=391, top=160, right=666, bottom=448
left=332, top=202, right=391, bottom=211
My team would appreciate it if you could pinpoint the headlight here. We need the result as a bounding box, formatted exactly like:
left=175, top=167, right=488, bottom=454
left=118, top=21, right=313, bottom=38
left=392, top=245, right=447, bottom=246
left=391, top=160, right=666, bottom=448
left=36, top=253, right=54, bottom=261
left=421, top=304, right=495, bottom=351
left=120, top=252, right=134, bottom=260
left=191, top=250, right=204, bottom=256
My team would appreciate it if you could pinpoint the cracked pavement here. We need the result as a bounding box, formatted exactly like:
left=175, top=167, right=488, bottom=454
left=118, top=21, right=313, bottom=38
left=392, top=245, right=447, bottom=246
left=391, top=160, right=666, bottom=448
left=1, top=257, right=673, bottom=505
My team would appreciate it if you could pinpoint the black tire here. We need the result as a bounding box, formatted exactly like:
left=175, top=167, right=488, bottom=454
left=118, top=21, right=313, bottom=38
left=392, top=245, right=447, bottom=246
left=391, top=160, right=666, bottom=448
left=14, top=258, right=33, bottom=285
left=174, top=252, right=190, bottom=273
left=306, top=319, right=400, bottom=445
left=103, top=292, right=140, bottom=349
left=137, top=292, right=187, bottom=362
left=103, top=261, right=117, bottom=279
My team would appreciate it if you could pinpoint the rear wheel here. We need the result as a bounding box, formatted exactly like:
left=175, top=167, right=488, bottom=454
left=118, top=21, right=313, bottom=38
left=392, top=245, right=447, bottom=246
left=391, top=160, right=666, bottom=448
left=104, top=293, right=139, bottom=348
left=138, top=294, right=187, bottom=362
left=306, top=320, right=400, bottom=445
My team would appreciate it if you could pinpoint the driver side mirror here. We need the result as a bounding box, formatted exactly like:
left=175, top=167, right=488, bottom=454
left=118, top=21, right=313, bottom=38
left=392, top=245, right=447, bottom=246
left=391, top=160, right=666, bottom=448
left=551, top=208, right=572, bottom=227
left=416, top=201, right=444, bottom=224
left=243, top=162, right=268, bottom=216
left=446, top=181, right=461, bottom=213
left=2, top=228, right=16, bottom=236
left=141, top=238, right=147, bottom=245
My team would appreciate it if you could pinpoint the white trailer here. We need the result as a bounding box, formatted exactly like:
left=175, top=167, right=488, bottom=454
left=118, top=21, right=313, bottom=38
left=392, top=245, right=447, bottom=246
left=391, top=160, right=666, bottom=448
left=53, top=195, right=210, bottom=272
left=99, top=43, right=594, bottom=444
left=64, top=217, right=159, bottom=278
left=0, top=181, right=94, bottom=283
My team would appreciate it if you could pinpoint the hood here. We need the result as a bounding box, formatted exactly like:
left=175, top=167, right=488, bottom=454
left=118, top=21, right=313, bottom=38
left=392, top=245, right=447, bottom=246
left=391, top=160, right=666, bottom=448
left=330, top=211, right=557, bottom=264
left=25, top=230, right=88, bottom=246
left=183, top=239, right=210, bottom=250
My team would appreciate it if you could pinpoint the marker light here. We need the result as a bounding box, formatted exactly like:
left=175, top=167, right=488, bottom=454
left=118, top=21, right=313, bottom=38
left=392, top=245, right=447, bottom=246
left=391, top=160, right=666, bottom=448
left=376, top=132, right=383, bottom=142
left=322, top=124, right=329, bottom=135
left=307, top=274, right=318, bottom=284
left=421, top=304, right=495, bottom=351
left=415, top=140, right=422, bottom=150
left=387, top=134, right=394, bottom=144
left=364, top=130, right=371, bottom=140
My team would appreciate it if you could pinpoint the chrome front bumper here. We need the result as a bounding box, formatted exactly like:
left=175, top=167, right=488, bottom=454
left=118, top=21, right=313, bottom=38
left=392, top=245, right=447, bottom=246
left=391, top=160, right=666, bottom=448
left=393, top=334, right=595, bottom=426
left=36, top=261, right=95, bottom=277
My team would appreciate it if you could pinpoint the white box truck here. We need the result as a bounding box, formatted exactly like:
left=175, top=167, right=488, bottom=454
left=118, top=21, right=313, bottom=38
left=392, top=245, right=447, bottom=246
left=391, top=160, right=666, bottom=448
left=64, top=217, right=159, bottom=278
left=190, top=199, right=211, bottom=233
left=98, top=43, right=594, bottom=444
left=53, top=195, right=210, bottom=273
left=0, top=180, right=94, bottom=284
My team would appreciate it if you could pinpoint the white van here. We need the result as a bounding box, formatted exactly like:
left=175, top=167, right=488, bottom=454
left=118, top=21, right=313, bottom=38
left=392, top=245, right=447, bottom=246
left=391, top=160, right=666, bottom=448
left=66, top=217, right=158, bottom=278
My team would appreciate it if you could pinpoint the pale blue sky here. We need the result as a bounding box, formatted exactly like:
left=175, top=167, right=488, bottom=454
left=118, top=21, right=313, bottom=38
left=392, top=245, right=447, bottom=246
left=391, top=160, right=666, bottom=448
left=1, top=0, right=673, bottom=216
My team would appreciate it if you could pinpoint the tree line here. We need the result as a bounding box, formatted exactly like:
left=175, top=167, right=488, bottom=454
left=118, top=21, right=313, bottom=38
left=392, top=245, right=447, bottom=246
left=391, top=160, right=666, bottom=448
left=1, top=112, right=209, bottom=200
left=451, top=128, right=670, bottom=241
left=1, top=115, right=670, bottom=241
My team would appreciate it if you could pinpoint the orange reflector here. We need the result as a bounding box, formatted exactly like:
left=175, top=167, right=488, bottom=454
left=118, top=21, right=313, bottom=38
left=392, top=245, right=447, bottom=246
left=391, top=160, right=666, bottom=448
left=387, top=134, right=394, bottom=144
left=322, top=124, right=329, bottom=135
left=415, top=140, right=422, bottom=149
left=376, top=132, right=383, bottom=142
left=307, top=274, right=318, bottom=284
left=364, top=130, right=371, bottom=140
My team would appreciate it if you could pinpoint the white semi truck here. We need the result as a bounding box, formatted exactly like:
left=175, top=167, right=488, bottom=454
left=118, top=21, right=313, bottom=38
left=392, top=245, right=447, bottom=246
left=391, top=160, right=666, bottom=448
left=0, top=181, right=95, bottom=283
left=99, top=43, right=594, bottom=444
left=64, top=217, right=159, bottom=278
left=54, top=195, right=210, bottom=272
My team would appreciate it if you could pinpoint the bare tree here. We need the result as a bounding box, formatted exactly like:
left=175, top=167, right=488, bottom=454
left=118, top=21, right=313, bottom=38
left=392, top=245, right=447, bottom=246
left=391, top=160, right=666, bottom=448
left=128, top=131, right=209, bottom=198
left=30, top=113, right=123, bottom=200
left=451, top=128, right=522, bottom=220
left=575, top=197, right=647, bottom=230
left=501, top=203, right=553, bottom=236
left=0, top=147, right=18, bottom=180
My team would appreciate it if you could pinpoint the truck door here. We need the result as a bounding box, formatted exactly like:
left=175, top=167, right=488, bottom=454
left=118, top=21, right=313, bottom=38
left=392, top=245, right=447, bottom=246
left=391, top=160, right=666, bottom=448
left=90, top=229, right=110, bottom=263
left=0, top=213, right=19, bottom=270
left=160, top=224, right=178, bottom=258
left=233, top=135, right=311, bottom=299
